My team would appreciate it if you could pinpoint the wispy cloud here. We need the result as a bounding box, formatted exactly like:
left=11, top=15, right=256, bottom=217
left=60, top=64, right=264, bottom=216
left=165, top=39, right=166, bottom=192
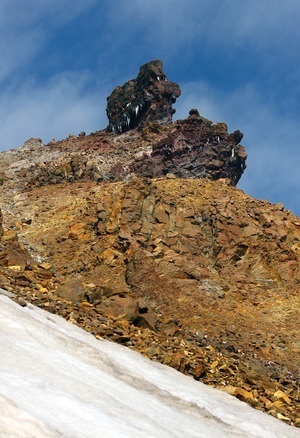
left=101, top=1, right=300, bottom=55
left=0, top=72, right=106, bottom=149
left=0, top=0, right=98, bottom=82
left=0, top=0, right=106, bottom=148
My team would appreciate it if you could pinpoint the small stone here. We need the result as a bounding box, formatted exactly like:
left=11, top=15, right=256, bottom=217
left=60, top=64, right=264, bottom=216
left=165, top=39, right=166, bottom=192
left=194, top=363, right=206, bottom=379
left=17, top=297, right=27, bottom=307
left=134, top=310, right=157, bottom=331
left=166, top=173, right=176, bottom=179
left=36, top=284, right=48, bottom=293
left=223, top=386, right=258, bottom=406
left=99, top=295, right=139, bottom=322
left=58, top=280, right=85, bottom=302
left=21, top=218, right=32, bottom=225
left=8, top=265, right=23, bottom=272
left=271, top=390, right=291, bottom=405
left=39, top=263, right=52, bottom=270
left=81, top=301, right=93, bottom=308
left=277, top=413, right=291, bottom=422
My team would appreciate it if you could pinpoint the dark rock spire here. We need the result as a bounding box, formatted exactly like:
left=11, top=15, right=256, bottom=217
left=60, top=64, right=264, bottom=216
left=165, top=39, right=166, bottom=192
left=106, top=60, right=181, bottom=134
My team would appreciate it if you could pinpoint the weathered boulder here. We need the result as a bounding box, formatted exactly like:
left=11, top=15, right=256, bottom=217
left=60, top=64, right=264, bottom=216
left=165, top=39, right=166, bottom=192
left=106, top=60, right=181, bottom=133
left=58, top=279, right=86, bottom=302
left=98, top=295, right=140, bottom=322
left=0, top=231, right=33, bottom=271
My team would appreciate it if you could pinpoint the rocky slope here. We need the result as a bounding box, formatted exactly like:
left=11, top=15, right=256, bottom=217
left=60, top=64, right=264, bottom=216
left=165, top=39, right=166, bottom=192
left=0, top=61, right=299, bottom=427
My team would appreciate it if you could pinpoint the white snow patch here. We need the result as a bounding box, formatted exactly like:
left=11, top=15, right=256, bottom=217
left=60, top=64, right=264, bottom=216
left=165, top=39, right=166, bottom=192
left=0, top=293, right=297, bottom=438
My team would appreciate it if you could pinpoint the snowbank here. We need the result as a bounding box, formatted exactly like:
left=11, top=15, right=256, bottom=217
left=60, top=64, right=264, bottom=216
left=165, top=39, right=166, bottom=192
left=0, top=293, right=298, bottom=437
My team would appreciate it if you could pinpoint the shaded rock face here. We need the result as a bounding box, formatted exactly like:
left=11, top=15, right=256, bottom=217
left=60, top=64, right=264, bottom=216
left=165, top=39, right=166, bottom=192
left=106, top=60, right=181, bottom=133
left=20, top=113, right=246, bottom=188
left=132, top=110, right=247, bottom=185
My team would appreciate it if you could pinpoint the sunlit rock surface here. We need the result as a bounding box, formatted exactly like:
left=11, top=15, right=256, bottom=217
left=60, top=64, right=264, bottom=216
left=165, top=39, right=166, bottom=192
left=0, top=60, right=299, bottom=429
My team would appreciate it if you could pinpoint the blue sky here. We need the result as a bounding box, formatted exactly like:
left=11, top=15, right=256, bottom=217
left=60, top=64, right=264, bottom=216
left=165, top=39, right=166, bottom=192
left=1, top=0, right=299, bottom=216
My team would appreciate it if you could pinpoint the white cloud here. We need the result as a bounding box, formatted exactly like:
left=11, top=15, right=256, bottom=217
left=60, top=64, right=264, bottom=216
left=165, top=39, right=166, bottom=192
left=0, top=72, right=107, bottom=149
left=102, top=0, right=300, bottom=56
left=0, top=0, right=97, bottom=26
left=0, top=0, right=98, bottom=82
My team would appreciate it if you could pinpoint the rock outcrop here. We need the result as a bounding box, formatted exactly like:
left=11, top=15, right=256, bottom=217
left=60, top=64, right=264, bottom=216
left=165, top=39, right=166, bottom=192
left=0, top=60, right=299, bottom=427
left=132, top=110, right=247, bottom=185
left=1, top=60, right=247, bottom=187
left=106, top=60, right=181, bottom=133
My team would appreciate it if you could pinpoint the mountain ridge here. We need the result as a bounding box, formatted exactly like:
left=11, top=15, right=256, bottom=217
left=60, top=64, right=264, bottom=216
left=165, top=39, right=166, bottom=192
left=0, top=60, right=299, bottom=427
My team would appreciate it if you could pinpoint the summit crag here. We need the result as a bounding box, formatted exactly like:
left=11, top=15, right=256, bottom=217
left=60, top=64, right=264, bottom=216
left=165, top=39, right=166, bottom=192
left=0, top=61, right=299, bottom=427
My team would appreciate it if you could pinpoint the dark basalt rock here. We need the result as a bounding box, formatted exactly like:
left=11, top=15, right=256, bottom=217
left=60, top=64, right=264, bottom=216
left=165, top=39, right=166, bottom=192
left=21, top=60, right=246, bottom=187
left=105, top=60, right=247, bottom=185
left=106, top=60, right=181, bottom=133
left=131, top=110, right=247, bottom=186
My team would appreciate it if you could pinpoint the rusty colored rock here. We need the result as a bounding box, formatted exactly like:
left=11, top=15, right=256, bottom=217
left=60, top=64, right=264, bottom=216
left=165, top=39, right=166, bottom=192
left=0, top=61, right=299, bottom=428
left=58, top=279, right=85, bottom=302
left=99, top=295, right=139, bottom=322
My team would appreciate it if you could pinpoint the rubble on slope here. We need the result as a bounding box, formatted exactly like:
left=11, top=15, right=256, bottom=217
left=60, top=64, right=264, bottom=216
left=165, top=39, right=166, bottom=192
left=0, top=60, right=299, bottom=427
left=0, top=178, right=299, bottom=427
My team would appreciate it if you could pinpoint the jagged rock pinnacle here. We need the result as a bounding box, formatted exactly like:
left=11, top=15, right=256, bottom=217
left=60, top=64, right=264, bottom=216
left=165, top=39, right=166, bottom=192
left=104, top=60, right=247, bottom=185
left=106, top=60, right=181, bottom=133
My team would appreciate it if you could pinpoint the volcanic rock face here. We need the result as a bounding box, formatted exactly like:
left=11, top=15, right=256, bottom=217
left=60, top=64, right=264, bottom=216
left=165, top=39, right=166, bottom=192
left=132, top=110, right=247, bottom=185
left=0, top=60, right=299, bottom=426
left=1, top=174, right=299, bottom=425
left=106, top=60, right=181, bottom=133
left=4, top=60, right=247, bottom=187
left=13, top=115, right=247, bottom=187
left=105, top=60, right=246, bottom=185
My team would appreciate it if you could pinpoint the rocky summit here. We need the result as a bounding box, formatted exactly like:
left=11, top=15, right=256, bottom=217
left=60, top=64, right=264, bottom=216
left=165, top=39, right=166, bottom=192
left=0, top=60, right=299, bottom=428
left=106, top=59, right=181, bottom=133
